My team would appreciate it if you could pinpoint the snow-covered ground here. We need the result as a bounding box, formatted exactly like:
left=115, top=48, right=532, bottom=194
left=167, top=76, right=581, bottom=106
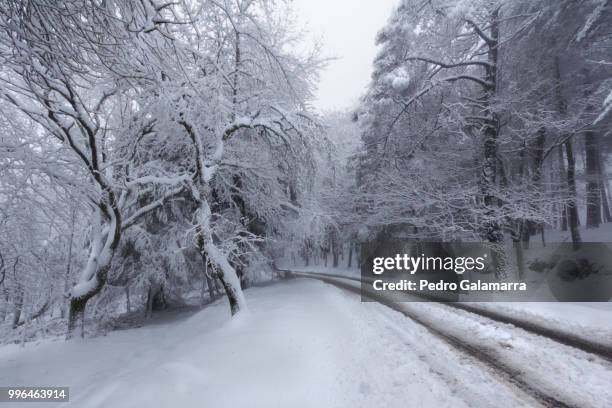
left=277, top=263, right=361, bottom=279
left=0, top=278, right=569, bottom=408
left=473, top=302, right=612, bottom=345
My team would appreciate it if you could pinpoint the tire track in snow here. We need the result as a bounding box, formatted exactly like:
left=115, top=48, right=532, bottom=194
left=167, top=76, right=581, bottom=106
left=282, top=270, right=612, bottom=363
left=356, top=301, right=544, bottom=408
left=281, top=270, right=583, bottom=408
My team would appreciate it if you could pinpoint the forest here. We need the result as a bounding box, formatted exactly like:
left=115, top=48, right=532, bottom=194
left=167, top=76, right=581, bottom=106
left=0, top=0, right=610, bottom=344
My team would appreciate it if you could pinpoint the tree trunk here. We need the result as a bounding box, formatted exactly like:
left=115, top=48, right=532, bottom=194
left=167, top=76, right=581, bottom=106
left=558, top=146, right=568, bottom=231
left=214, top=276, right=222, bottom=295
left=565, top=140, right=582, bottom=249
left=67, top=296, right=87, bottom=338
left=201, top=253, right=216, bottom=301
left=200, top=274, right=207, bottom=305
left=480, top=6, right=505, bottom=279
left=511, top=217, right=525, bottom=280
left=521, top=226, right=530, bottom=250
left=20, top=305, right=29, bottom=348
left=61, top=210, right=76, bottom=319
left=602, top=178, right=612, bottom=223
left=66, top=204, right=121, bottom=339
left=525, top=126, right=546, bottom=248
left=0, top=285, right=9, bottom=322
left=531, top=127, right=546, bottom=184
left=513, top=240, right=525, bottom=280
left=231, top=31, right=241, bottom=120
left=125, top=286, right=131, bottom=313
left=203, top=237, right=246, bottom=316
left=12, top=290, right=23, bottom=329
left=66, top=261, right=113, bottom=339
left=332, top=241, right=339, bottom=268
left=145, top=283, right=157, bottom=319
left=215, top=273, right=240, bottom=315
left=347, top=242, right=353, bottom=268
left=183, top=111, right=247, bottom=317
left=598, top=142, right=611, bottom=223
left=0, top=301, right=6, bottom=322
left=554, top=56, right=578, bottom=239
left=585, top=129, right=601, bottom=228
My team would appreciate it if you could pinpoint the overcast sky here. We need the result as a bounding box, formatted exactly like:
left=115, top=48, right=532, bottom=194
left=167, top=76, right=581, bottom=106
left=294, top=0, right=398, bottom=112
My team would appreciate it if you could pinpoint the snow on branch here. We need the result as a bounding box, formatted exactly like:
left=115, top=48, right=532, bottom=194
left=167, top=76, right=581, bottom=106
left=595, top=90, right=612, bottom=125
left=122, top=185, right=186, bottom=231
left=125, top=174, right=191, bottom=188
left=440, top=75, right=492, bottom=89
left=404, top=56, right=492, bottom=69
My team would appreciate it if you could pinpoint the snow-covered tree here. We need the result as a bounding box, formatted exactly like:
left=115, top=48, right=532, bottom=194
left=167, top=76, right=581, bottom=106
left=354, top=0, right=611, bottom=277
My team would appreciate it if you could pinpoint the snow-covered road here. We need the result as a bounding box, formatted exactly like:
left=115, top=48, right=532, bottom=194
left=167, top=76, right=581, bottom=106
left=0, top=279, right=553, bottom=408
left=285, top=272, right=612, bottom=408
